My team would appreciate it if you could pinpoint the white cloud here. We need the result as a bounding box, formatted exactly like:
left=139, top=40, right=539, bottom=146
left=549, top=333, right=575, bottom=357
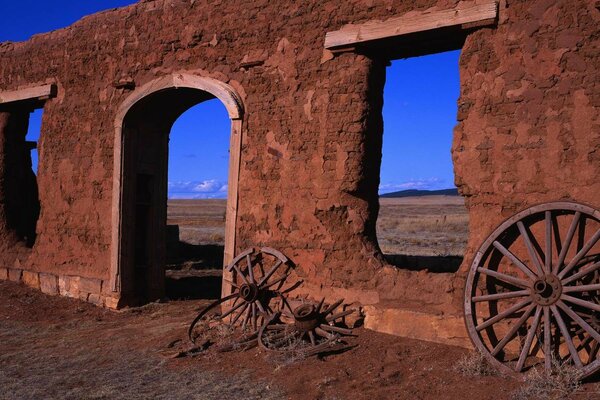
left=168, top=180, right=228, bottom=199
left=378, top=178, right=448, bottom=194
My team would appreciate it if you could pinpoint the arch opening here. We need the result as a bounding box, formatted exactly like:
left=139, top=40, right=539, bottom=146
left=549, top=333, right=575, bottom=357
left=111, top=75, right=243, bottom=306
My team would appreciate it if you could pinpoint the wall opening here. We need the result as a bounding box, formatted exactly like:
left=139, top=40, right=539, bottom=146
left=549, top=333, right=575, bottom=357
left=0, top=105, right=42, bottom=248
left=165, top=99, right=230, bottom=301
left=376, top=50, right=469, bottom=273
left=118, top=85, right=236, bottom=306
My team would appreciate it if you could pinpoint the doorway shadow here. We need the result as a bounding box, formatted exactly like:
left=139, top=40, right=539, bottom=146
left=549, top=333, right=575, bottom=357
left=165, top=270, right=222, bottom=300
left=165, top=231, right=225, bottom=299
left=384, top=254, right=463, bottom=273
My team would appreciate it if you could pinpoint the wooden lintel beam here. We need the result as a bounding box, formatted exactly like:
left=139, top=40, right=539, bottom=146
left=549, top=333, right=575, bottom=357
left=324, top=1, right=498, bottom=50
left=0, top=83, right=57, bottom=105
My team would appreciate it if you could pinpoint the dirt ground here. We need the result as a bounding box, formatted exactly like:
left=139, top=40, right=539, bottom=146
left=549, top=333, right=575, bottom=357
left=3, top=281, right=600, bottom=400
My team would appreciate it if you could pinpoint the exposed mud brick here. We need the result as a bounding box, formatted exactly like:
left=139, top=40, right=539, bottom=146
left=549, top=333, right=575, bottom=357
left=0, top=267, right=7, bottom=280
left=8, top=268, right=22, bottom=283
left=78, top=277, right=102, bottom=295
left=87, top=293, right=102, bottom=306
left=39, top=273, right=58, bottom=295
left=22, top=270, right=40, bottom=289
left=58, top=275, right=79, bottom=299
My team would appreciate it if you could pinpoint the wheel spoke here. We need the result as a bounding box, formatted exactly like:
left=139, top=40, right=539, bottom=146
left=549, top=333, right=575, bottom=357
left=472, top=289, right=530, bottom=303
left=322, top=299, right=344, bottom=316
left=562, top=261, right=600, bottom=285
left=544, top=307, right=552, bottom=371
left=555, top=212, right=581, bottom=274
left=517, top=221, right=545, bottom=276
left=232, top=264, right=249, bottom=285
left=260, top=273, right=288, bottom=290
left=246, top=254, right=255, bottom=283
left=516, top=306, right=542, bottom=372
left=326, top=309, right=355, bottom=322
left=251, top=303, right=257, bottom=331
left=563, top=283, right=600, bottom=293
left=559, top=227, right=600, bottom=279
left=220, top=299, right=246, bottom=321
left=545, top=211, right=553, bottom=272
left=257, top=260, right=283, bottom=286
left=315, top=327, right=335, bottom=340
left=476, top=267, right=530, bottom=289
left=476, top=299, right=531, bottom=332
left=320, top=324, right=353, bottom=335
left=561, top=294, right=600, bottom=313
left=493, top=241, right=538, bottom=280
left=590, top=341, right=600, bottom=361
left=551, top=305, right=583, bottom=368
left=223, top=278, right=239, bottom=289
left=316, top=297, right=325, bottom=313
left=230, top=303, right=249, bottom=325
left=241, top=305, right=252, bottom=330
left=308, top=330, right=317, bottom=346
left=491, top=303, right=536, bottom=356
left=556, top=300, right=600, bottom=344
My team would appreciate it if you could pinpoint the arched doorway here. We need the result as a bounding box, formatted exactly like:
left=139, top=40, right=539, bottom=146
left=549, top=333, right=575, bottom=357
left=110, top=74, right=243, bottom=306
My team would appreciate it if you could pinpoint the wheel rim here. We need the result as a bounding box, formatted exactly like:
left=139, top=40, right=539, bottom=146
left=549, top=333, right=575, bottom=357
left=464, top=202, right=600, bottom=377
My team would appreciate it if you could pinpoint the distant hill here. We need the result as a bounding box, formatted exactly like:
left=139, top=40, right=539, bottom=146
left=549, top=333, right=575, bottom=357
left=380, top=188, right=459, bottom=198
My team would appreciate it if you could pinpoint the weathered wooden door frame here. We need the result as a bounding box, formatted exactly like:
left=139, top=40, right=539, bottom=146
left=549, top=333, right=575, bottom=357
left=110, top=73, right=244, bottom=302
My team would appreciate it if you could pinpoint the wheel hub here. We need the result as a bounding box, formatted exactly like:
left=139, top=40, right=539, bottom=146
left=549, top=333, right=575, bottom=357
left=293, top=304, right=320, bottom=331
left=239, top=283, right=259, bottom=302
left=532, top=274, right=562, bottom=305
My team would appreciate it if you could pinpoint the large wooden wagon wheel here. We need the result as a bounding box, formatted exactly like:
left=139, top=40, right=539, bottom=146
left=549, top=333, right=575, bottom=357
left=188, top=247, right=292, bottom=346
left=465, top=202, right=600, bottom=377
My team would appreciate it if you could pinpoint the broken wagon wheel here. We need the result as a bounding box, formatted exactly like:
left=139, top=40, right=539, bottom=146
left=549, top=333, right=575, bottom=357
left=188, top=247, right=292, bottom=345
left=464, top=201, right=600, bottom=378
left=187, top=293, right=259, bottom=351
left=258, top=297, right=355, bottom=357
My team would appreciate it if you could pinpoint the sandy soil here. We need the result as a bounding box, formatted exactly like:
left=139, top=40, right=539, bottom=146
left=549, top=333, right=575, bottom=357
left=3, top=281, right=600, bottom=400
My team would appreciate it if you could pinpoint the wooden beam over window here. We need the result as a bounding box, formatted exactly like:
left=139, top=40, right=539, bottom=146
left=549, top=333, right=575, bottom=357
left=324, top=1, right=498, bottom=52
left=0, top=84, right=57, bottom=105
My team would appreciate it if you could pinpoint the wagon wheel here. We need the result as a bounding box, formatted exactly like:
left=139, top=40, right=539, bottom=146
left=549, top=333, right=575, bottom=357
left=187, top=294, right=259, bottom=351
left=258, top=297, right=354, bottom=356
left=465, top=201, right=600, bottom=377
left=188, top=247, right=292, bottom=346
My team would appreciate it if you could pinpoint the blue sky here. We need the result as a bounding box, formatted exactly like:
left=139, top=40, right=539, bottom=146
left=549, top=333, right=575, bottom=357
left=1, top=1, right=459, bottom=198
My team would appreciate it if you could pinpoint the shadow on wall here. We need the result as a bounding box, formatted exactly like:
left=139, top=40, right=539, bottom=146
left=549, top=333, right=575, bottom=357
left=384, top=254, right=462, bottom=273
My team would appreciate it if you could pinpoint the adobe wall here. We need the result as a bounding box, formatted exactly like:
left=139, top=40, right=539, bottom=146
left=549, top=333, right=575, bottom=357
left=0, top=0, right=598, bottom=325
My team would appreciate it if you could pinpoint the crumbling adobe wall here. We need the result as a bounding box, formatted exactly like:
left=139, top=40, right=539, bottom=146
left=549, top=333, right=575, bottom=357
left=454, top=0, right=600, bottom=279
left=0, top=0, right=598, bottom=318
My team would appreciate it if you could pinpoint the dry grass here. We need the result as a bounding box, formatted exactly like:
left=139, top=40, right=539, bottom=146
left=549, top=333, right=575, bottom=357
left=453, top=351, right=496, bottom=377
left=168, top=196, right=469, bottom=258
left=168, top=199, right=226, bottom=246
left=377, top=196, right=468, bottom=257
left=511, top=359, right=583, bottom=400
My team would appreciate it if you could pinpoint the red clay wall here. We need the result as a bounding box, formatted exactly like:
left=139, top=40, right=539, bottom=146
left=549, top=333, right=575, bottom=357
left=0, top=0, right=598, bottom=315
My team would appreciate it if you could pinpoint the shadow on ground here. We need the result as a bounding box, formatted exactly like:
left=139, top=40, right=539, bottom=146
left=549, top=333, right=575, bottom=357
left=384, top=254, right=463, bottom=273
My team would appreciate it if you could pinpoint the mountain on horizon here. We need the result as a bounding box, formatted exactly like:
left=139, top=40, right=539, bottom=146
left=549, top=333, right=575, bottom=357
left=380, top=188, right=459, bottom=198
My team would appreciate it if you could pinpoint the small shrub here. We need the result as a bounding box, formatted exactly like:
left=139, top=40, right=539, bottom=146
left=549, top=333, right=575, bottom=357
left=511, top=359, right=583, bottom=400
left=453, top=351, right=496, bottom=377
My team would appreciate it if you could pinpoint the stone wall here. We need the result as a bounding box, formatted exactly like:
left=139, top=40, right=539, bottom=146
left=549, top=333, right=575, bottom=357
left=0, top=0, right=598, bottom=341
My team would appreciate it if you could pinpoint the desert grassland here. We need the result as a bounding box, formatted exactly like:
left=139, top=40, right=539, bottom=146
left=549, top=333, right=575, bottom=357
left=168, top=199, right=227, bottom=245
left=377, top=196, right=468, bottom=257
left=167, top=196, right=469, bottom=258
